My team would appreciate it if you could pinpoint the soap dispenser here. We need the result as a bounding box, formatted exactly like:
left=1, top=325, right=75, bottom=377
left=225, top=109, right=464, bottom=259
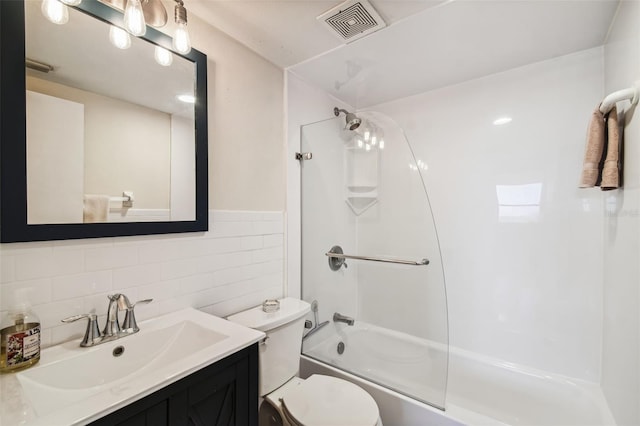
left=0, top=292, right=41, bottom=373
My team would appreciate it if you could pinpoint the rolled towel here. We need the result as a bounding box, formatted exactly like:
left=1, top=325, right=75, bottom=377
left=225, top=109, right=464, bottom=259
left=83, top=194, right=110, bottom=223
left=601, top=106, right=622, bottom=191
left=579, top=107, right=606, bottom=188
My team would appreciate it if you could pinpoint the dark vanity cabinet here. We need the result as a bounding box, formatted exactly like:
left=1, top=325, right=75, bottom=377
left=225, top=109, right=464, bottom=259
left=90, top=344, right=258, bottom=426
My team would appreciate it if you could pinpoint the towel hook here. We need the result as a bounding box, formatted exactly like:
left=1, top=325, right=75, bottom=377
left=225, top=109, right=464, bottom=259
left=631, top=82, right=640, bottom=107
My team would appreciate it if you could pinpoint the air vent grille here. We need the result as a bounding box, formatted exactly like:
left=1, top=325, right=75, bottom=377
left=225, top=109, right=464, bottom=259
left=326, top=3, right=377, bottom=40
left=318, top=0, right=387, bottom=43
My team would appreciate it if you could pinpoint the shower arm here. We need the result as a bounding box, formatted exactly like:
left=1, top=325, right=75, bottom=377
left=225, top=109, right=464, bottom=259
left=326, top=250, right=430, bottom=266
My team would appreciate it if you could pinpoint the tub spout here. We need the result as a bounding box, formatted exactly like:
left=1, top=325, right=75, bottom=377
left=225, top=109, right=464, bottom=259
left=333, top=312, right=355, bottom=326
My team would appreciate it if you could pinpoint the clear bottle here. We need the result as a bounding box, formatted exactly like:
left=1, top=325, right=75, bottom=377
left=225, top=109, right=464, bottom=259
left=0, top=303, right=41, bottom=373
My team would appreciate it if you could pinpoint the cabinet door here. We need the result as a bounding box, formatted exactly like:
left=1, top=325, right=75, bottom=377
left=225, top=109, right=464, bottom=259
left=90, top=344, right=258, bottom=426
left=173, top=364, right=241, bottom=425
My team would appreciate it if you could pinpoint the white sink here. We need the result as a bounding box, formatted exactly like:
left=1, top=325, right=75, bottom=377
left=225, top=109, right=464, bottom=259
left=1, top=308, right=264, bottom=426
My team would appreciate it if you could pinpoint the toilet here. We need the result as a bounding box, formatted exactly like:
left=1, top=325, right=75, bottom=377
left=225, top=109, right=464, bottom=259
left=227, top=297, right=382, bottom=426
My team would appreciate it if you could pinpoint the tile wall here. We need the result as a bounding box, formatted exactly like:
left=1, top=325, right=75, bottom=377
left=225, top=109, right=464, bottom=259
left=0, top=210, right=284, bottom=348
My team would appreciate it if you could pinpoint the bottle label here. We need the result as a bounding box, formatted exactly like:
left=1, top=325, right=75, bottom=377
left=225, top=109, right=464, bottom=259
left=6, top=326, right=40, bottom=366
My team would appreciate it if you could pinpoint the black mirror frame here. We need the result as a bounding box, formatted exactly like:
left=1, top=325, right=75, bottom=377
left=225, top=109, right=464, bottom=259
left=0, top=0, right=208, bottom=243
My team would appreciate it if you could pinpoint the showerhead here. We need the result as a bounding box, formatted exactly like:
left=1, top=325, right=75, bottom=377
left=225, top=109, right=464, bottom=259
left=334, top=107, right=362, bottom=130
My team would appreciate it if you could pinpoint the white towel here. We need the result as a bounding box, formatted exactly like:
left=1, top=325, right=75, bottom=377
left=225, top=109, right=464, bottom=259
left=83, top=194, right=110, bottom=223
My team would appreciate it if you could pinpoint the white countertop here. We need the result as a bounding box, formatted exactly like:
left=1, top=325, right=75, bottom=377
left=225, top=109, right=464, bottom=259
left=0, top=308, right=264, bottom=426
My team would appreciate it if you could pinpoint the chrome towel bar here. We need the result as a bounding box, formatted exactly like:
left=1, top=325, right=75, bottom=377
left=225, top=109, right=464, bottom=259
left=325, top=250, right=429, bottom=266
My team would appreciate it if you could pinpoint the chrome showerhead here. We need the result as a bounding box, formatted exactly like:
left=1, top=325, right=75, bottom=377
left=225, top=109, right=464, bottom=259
left=334, top=107, right=362, bottom=130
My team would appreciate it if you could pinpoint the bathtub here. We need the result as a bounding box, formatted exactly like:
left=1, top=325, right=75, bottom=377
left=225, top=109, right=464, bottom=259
left=300, top=322, right=616, bottom=426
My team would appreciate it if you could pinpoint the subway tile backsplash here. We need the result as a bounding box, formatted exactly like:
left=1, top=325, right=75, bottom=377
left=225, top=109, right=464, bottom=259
left=0, top=210, right=285, bottom=348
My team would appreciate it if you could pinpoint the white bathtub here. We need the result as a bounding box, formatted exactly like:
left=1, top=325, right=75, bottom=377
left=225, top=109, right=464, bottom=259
left=301, top=322, right=616, bottom=426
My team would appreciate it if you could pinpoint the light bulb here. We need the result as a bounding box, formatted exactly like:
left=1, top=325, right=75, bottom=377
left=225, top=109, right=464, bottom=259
left=173, top=22, right=191, bottom=54
left=124, top=0, right=146, bottom=36
left=41, top=0, right=69, bottom=25
left=154, top=46, right=173, bottom=66
left=109, top=26, right=131, bottom=49
left=365, top=144, right=371, bottom=152
left=371, top=135, right=377, bottom=146
left=364, top=130, right=370, bottom=141
left=60, top=0, right=81, bottom=5
left=379, top=139, right=385, bottom=150
left=357, top=139, right=363, bottom=148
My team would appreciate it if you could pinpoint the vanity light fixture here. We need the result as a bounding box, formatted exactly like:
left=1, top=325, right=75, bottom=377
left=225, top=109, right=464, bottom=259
left=99, top=0, right=192, bottom=55
left=154, top=46, right=173, bottom=66
left=41, top=0, right=69, bottom=25
left=124, top=0, right=146, bottom=36
left=109, top=25, right=132, bottom=49
left=173, top=0, right=191, bottom=54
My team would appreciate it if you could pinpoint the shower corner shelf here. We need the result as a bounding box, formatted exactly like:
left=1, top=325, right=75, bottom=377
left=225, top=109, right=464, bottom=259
left=345, top=186, right=378, bottom=215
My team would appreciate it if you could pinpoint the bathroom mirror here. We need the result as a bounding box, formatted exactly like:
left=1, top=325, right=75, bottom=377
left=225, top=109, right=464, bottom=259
left=0, top=0, right=208, bottom=242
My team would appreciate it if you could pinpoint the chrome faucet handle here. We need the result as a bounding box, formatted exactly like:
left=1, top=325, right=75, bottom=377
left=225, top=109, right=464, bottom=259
left=121, top=298, right=153, bottom=333
left=61, top=313, right=102, bottom=347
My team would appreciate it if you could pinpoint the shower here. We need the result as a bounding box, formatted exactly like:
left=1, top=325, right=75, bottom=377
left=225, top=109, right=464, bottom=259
left=334, top=107, right=361, bottom=130
left=299, top=110, right=449, bottom=410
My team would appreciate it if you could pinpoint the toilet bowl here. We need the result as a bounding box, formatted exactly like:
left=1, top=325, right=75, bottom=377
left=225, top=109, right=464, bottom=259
left=227, top=298, right=382, bottom=426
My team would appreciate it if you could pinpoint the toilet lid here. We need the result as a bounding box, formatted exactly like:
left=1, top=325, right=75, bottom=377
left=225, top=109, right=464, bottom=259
left=280, top=375, right=379, bottom=426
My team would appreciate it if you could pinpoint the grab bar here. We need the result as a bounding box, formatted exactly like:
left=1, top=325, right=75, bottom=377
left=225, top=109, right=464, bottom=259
left=325, top=251, right=429, bottom=266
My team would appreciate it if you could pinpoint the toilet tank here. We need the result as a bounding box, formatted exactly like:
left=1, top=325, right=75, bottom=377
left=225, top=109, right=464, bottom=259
left=227, top=298, right=311, bottom=396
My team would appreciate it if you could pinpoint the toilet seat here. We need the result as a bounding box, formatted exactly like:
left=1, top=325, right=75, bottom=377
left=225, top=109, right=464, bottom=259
left=277, top=375, right=379, bottom=426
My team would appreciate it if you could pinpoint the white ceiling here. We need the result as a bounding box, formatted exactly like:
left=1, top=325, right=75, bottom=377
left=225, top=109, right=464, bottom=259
left=188, top=0, right=619, bottom=108
left=187, top=0, right=446, bottom=68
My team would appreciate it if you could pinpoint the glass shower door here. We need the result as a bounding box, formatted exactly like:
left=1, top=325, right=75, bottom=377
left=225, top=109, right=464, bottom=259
left=300, top=111, right=449, bottom=410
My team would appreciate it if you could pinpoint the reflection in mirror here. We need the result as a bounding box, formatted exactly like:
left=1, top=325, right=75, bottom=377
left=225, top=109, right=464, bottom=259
left=0, top=0, right=208, bottom=242
left=25, top=1, right=195, bottom=224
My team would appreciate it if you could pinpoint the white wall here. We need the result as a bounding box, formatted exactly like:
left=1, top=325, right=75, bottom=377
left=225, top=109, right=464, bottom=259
left=371, top=48, right=605, bottom=381
left=171, top=114, right=196, bottom=221
left=601, top=1, right=640, bottom=424
left=26, top=91, right=84, bottom=224
left=27, top=77, right=171, bottom=210
left=184, top=13, right=285, bottom=211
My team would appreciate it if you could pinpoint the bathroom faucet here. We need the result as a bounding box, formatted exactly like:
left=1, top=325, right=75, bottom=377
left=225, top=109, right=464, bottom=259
left=61, top=294, right=153, bottom=347
left=333, top=312, right=355, bottom=326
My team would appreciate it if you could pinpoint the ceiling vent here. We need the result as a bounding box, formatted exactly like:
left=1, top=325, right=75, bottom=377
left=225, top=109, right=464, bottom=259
left=318, top=0, right=387, bottom=43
